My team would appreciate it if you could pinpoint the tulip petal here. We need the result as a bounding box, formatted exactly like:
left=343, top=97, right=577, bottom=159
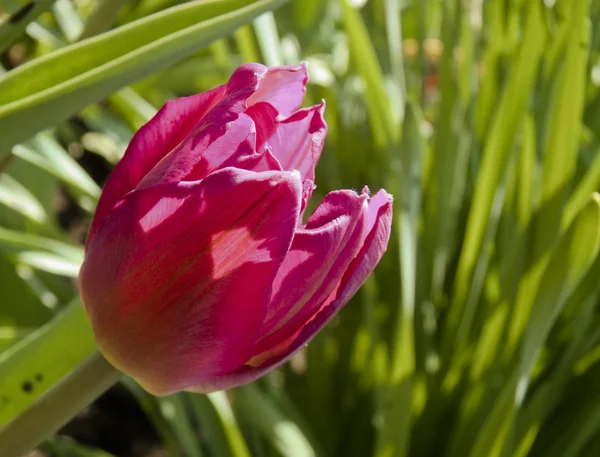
left=248, top=62, right=309, bottom=116
left=300, top=180, right=315, bottom=216
left=189, top=190, right=391, bottom=392
left=88, top=86, right=226, bottom=244
left=246, top=102, right=327, bottom=183
left=135, top=113, right=257, bottom=189
left=134, top=65, right=268, bottom=187
left=79, top=168, right=302, bottom=395
left=134, top=63, right=311, bottom=189
left=89, top=63, right=310, bottom=246
left=284, top=189, right=393, bottom=346
left=249, top=189, right=369, bottom=362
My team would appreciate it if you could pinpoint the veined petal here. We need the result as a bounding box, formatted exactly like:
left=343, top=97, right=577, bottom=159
left=89, top=63, right=310, bottom=247
left=134, top=65, right=268, bottom=188
left=136, top=113, right=257, bottom=189
left=134, top=64, right=316, bottom=190
left=185, top=191, right=391, bottom=393
left=286, top=189, right=392, bottom=336
left=249, top=189, right=392, bottom=369
left=246, top=102, right=327, bottom=183
left=248, top=62, right=309, bottom=116
left=88, top=86, right=226, bottom=245
left=300, top=180, right=316, bottom=216
left=250, top=189, right=369, bottom=362
left=79, top=168, right=302, bottom=395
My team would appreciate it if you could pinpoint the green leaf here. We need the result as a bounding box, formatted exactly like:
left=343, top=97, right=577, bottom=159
left=518, top=194, right=600, bottom=399
left=0, top=174, right=48, bottom=225
left=564, top=147, right=600, bottom=227
left=0, top=226, right=83, bottom=277
left=123, top=378, right=190, bottom=457
left=252, top=12, right=283, bottom=66
left=13, top=133, right=101, bottom=204
left=0, top=0, right=55, bottom=54
left=0, top=300, right=96, bottom=426
left=188, top=392, right=252, bottom=457
left=0, top=0, right=292, bottom=156
left=340, top=0, right=398, bottom=147
left=12, top=251, right=80, bottom=277
left=0, top=226, right=84, bottom=261
left=78, top=0, right=130, bottom=40
left=232, top=384, right=316, bottom=457
left=506, top=2, right=590, bottom=357
left=442, top=0, right=547, bottom=367
left=375, top=104, right=423, bottom=457
left=0, top=255, right=52, bottom=330
left=153, top=393, right=204, bottom=457
left=468, top=194, right=600, bottom=457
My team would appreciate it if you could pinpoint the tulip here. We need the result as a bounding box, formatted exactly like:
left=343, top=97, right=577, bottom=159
left=79, top=63, right=393, bottom=395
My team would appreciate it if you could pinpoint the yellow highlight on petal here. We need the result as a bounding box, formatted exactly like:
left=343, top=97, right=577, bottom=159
left=246, top=341, right=291, bottom=367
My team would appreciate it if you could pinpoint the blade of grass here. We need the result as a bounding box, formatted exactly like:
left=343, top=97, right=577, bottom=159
left=340, top=0, right=398, bottom=147
left=375, top=103, right=423, bottom=457
left=441, top=0, right=547, bottom=369
left=188, top=392, right=252, bottom=457
left=564, top=146, right=600, bottom=227
left=252, top=12, right=283, bottom=66
left=505, top=5, right=590, bottom=358
left=468, top=194, right=600, bottom=457
left=232, top=384, right=316, bottom=457
left=0, top=174, right=48, bottom=224
left=15, top=133, right=101, bottom=203
left=422, top=0, right=462, bottom=300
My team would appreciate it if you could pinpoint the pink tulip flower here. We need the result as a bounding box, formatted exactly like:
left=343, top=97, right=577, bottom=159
left=79, top=63, right=393, bottom=395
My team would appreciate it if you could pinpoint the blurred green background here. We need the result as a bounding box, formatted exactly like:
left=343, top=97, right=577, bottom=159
left=1, top=0, right=600, bottom=456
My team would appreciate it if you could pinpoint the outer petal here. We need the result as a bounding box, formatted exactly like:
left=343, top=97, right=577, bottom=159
left=246, top=102, right=327, bottom=182
left=285, top=189, right=393, bottom=346
left=79, top=168, right=302, bottom=395
left=247, top=62, right=309, bottom=116
left=250, top=189, right=369, bottom=361
left=88, top=86, right=226, bottom=245
left=135, top=113, right=259, bottom=189
left=185, top=189, right=392, bottom=392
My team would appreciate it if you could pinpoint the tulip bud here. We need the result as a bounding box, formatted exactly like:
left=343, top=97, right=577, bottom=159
left=79, top=63, right=393, bottom=395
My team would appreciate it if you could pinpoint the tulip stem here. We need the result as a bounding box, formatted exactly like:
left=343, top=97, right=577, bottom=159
left=0, top=351, right=122, bottom=457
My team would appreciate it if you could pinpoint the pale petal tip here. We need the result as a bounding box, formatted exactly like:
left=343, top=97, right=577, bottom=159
left=375, top=188, right=394, bottom=203
left=300, top=60, right=309, bottom=79
left=361, top=187, right=394, bottom=203
left=270, top=170, right=303, bottom=196
left=289, top=170, right=303, bottom=187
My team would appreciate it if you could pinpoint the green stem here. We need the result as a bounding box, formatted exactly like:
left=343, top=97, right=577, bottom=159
left=0, top=352, right=122, bottom=457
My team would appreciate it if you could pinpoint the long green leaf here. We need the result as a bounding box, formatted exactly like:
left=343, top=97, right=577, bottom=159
left=233, top=384, right=316, bottom=457
left=442, top=0, right=547, bottom=368
left=0, top=300, right=96, bottom=426
left=506, top=3, right=590, bottom=357
left=375, top=104, right=423, bottom=457
left=0, top=0, right=291, bottom=156
left=468, top=194, right=600, bottom=457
